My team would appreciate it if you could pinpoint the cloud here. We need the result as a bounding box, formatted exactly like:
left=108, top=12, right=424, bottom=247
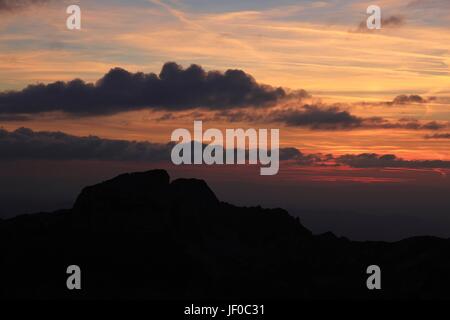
left=356, top=94, right=433, bottom=108
left=0, top=127, right=172, bottom=162
left=425, top=133, right=450, bottom=139
left=209, top=104, right=448, bottom=131
left=353, top=15, right=405, bottom=33
left=1, top=127, right=449, bottom=170
left=279, top=147, right=331, bottom=165
left=0, top=127, right=317, bottom=164
left=336, top=153, right=450, bottom=169
left=267, top=104, right=448, bottom=130
left=367, top=118, right=448, bottom=130
left=391, top=94, right=427, bottom=105
left=0, top=0, right=54, bottom=12
left=281, top=149, right=450, bottom=170
left=267, top=105, right=362, bottom=130
left=382, top=15, right=405, bottom=28
left=0, top=62, right=291, bottom=117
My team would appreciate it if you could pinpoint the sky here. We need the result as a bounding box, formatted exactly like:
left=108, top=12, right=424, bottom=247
left=1, top=0, right=450, bottom=240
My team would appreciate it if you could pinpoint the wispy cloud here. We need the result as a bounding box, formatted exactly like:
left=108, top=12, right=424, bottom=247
left=0, top=0, right=58, bottom=13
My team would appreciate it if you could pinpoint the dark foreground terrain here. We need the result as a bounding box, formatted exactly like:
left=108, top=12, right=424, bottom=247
left=1, top=169, right=449, bottom=299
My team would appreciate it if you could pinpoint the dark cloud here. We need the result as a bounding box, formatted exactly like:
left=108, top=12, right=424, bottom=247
left=336, top=153, right=450, bottom=169
left=383, top=15, right=405, bottom=27
left=358, top=95, right=434, bottom=107
left=353, top=15, right=405, bottom=33
left=425, top=133, right=450, bottom=139
left=267, top=105, right=362, bottom=130
left=212, top=109, right=262, bottom=123
left=408, top=121, right=447, bottom=130
left=280, top=150, right=450, bottom=170
left=0, top=127, right=172, bottom=162
left=0, top=127, right=316, bottom=164
left=0, top=62, right=291, bottom=116
left=155, top=105, right=365, bottom=131
left=279, top=147, right=331, bottom=165
left=1, top=127, right=450, bottom=170
left=215, top=104, right=448, bottom=131
left=367, top=118, right=448, bottom=130
left=391, top=94, right=426, bottom=105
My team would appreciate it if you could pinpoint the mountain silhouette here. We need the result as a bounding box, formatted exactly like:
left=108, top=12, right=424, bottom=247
left=1, top=169, right=449, bottom=299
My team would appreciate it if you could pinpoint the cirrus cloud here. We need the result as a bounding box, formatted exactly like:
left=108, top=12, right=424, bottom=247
left=0, top=0, right=56, bottom=12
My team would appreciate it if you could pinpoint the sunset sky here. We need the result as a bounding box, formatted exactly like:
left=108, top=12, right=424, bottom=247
left=1, top=0, right=450, bottom=240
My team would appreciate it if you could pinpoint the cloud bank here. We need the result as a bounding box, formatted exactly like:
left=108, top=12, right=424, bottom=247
left=1, top=127, right=449, bottom=170
left=0, top=62, right=292, bottom=116
left=0, top=127, right=172, bottom=161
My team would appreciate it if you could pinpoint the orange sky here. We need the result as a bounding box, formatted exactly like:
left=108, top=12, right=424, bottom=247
left=1, top=0, right=450, bottom=163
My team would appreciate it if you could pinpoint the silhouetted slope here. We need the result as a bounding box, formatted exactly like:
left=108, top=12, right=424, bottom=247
left=0, top=169, right=449, bottom=299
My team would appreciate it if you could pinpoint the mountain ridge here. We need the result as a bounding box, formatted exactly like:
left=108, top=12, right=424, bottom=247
left=1, top=169, right=449, bottom=299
